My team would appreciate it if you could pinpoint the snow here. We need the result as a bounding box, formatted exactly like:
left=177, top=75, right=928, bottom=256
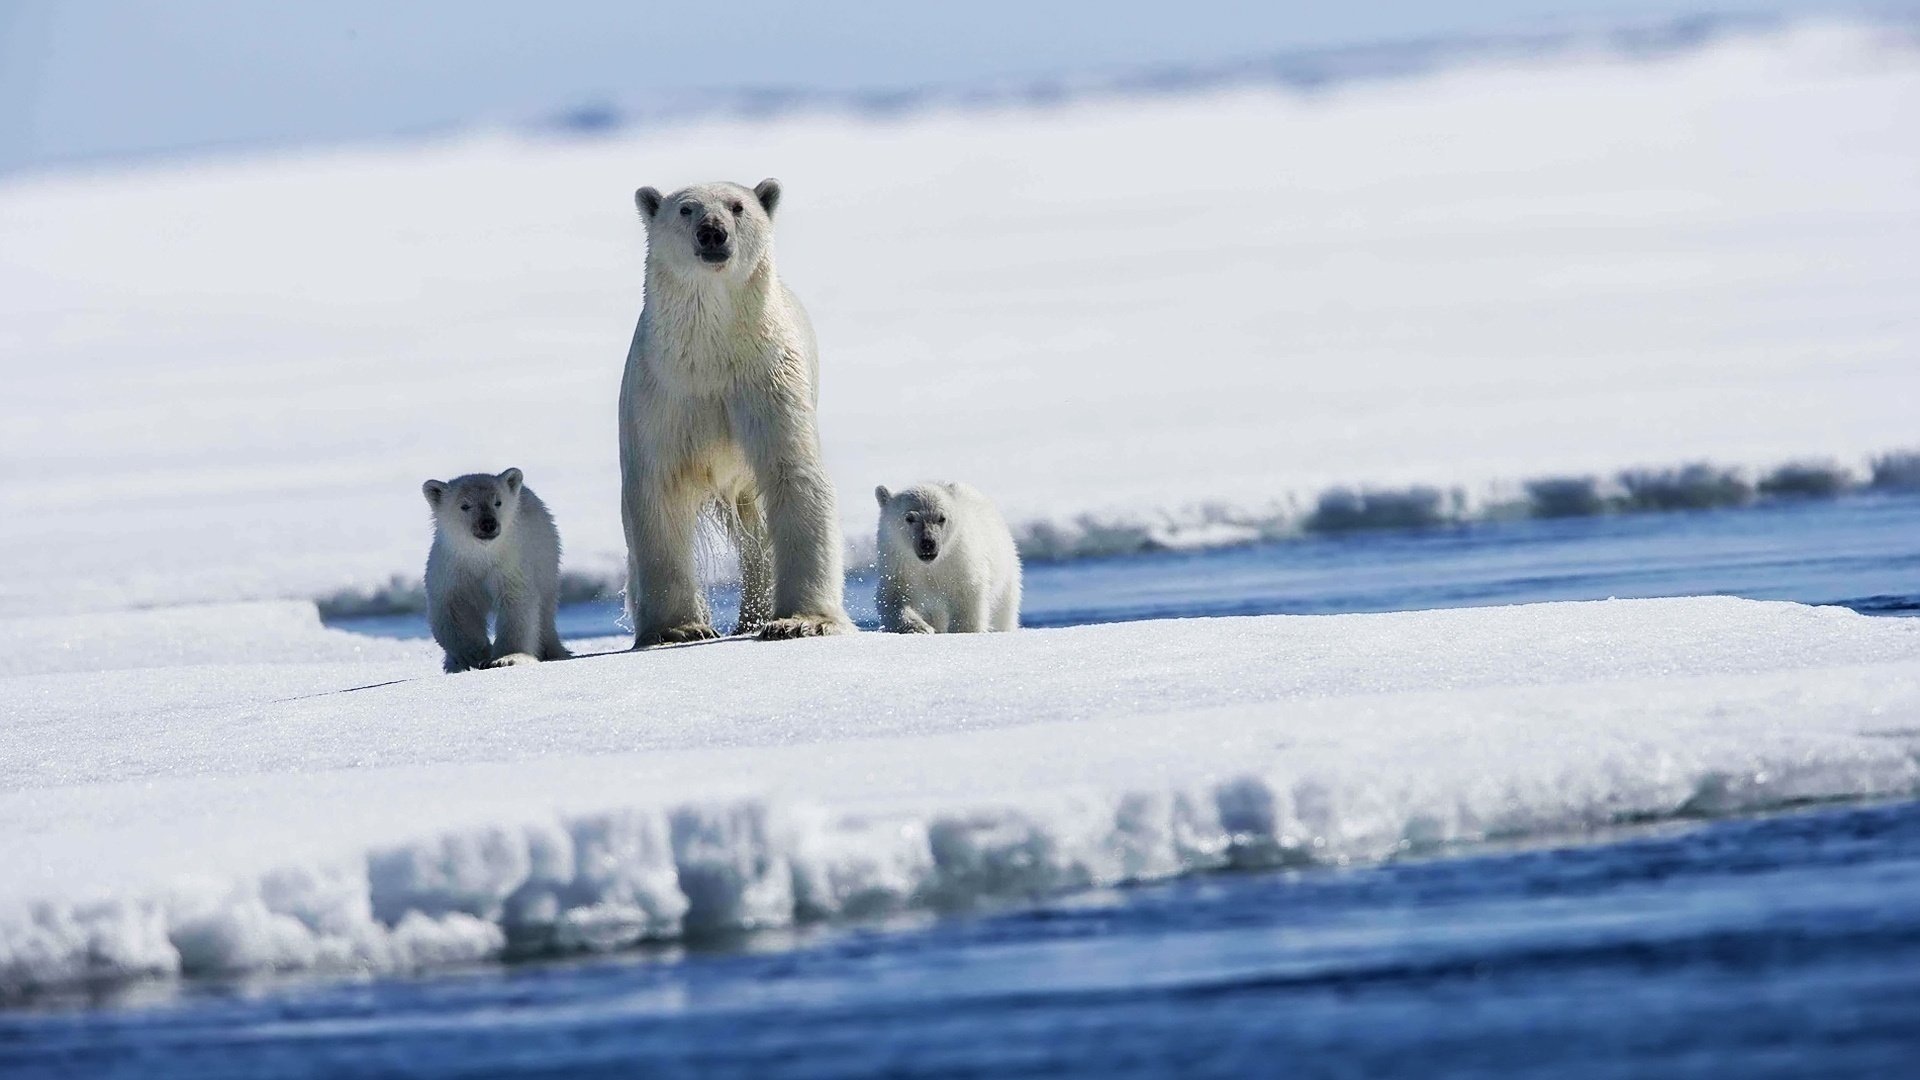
left=2, top=22, right=1917, bottom=613
left=5, top=596, right=1920, bottom=994
left=3, top=21, right=1919, bottom=998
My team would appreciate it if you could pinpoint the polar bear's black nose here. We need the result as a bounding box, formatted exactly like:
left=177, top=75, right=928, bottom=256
left=475, top=517, right=500, bottom=539
left=696, top=220, right=730, bottom=249
left=916, top=539, right=938, bottom=561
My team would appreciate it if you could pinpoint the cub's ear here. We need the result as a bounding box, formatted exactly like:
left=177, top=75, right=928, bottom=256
left=753, top=178, right=781, bottom=218
left=874, top=485, right=891, bottom=507
left=499, top=468, right=524, bottom=494
left=422, top=480, right=447, bottom=506
left=635, top=186, right=663, bottom=219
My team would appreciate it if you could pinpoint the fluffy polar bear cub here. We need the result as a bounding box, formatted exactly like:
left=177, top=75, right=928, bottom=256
left=874, top=482, right=1022, bottom=633
left=619, top=178, right=853, bottom=646
left=422, top=468, right=570, bottom=673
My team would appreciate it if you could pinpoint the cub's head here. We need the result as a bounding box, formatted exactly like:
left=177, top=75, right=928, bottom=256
left=875, top=484, right=951, bottom=564
left=422, top=468, right=525, bottom=544
left=634, top=179, right=781, bottom=282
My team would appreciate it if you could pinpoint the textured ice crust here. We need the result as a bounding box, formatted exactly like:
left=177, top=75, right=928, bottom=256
left=6, top=595, right=1920, bottom=996
left=7, top=715, right=1917, bottom=997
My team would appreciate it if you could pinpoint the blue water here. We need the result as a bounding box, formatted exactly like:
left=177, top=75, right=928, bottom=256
left=6, top=800, right=1919, bottom=1078
left=14, top=495, right=1920, bottom=1076
left=331, top=492, right=1920, bottom=643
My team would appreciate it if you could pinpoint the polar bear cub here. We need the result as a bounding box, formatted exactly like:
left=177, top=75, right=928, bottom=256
left=874, top=482, right=1022, bottom=633
left=422, top=468, right=570, bottom=673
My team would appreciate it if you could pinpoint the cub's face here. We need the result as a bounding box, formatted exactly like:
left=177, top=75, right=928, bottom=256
left=876, top=485, right=950, bottom=564
left=634, top=179, right=781, bottom=282
left=423, top=469, right=525, bottom=544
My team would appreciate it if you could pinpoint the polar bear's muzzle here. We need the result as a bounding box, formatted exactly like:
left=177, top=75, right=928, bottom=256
left=695, top=218, right=733, bottom=264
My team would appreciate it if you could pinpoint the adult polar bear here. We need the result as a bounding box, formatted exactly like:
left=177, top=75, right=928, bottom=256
left=618, top=178, right=854, bottom=645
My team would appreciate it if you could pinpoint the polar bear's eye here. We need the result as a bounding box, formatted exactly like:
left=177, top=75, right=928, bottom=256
left=679, top=205, right=694, bottom=218
left=729, top=201, right=744, bottom=215
left=460, top=504, right=471, bottom=511
left=904, top=512, right=919, bottom=523
left=493, top=500, right=502, bottom=508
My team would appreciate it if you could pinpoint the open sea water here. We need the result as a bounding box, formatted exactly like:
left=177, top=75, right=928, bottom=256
left=6, top=494, right=1918, bottom=1078
left=337, top=491, right=1920, bottom=642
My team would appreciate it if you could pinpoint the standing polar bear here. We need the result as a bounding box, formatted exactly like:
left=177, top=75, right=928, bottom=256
left=874, top=482, right=1022, bottom=633
left=618, top=178, right=853, bottom=646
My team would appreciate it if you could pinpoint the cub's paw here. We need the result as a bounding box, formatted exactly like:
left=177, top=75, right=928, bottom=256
left=757, top=614, right=856, bottom=641
left=637, top=622, right=721, bottom=648
left=894, top=609, right=937, bottom=634
left=489, top=653, right=540, bottom=668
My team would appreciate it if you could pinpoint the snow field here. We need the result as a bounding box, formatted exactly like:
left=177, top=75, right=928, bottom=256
left=4, top=596, right=1919, bottom=995
left=2, top=22, right=1917, bottom=613
left=5, top=17, right=1920, bottom=1001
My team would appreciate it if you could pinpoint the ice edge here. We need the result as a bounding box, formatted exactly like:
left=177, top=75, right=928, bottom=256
left=7, top=742, right=1916, bottom=1000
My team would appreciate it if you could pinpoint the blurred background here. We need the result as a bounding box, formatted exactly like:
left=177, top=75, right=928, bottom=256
left=1, top=0, right=1883, bottom=175
left=1, top=0, right=1916, bottom=621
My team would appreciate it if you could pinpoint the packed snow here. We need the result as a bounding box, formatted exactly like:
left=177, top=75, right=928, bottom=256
left=2, top=22, right=1918, bottom=613
left=4, top=596, right=1920, bottom=995
left=4, top=20, right=1920, bottom=999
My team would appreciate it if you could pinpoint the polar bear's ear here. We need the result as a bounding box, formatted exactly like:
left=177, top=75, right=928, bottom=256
left=422, top=480, right=447, bottom=507
left=499, top=468, right=524, bottom=495
left=753, top=178, right=781, bottom=219
left=635, top=187, right=663, bottom=219
left=874, top=485, right=891, bottom=507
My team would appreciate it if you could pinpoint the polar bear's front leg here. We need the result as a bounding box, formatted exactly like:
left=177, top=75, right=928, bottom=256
left=949, top=595, right=994, bottom=634
left=622, top=470, right=716, bottom=648
left=429, top=583, right=493, bottom=673
left=877, top=579, right=935, bottom=634
left=491, top=580, right=548, bottom=665
left=730, top=384, right=853, bottom=640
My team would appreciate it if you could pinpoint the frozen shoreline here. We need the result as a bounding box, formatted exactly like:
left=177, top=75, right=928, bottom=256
left=4, top=17, right=1919, bottom=1001
left=5, top=596, right=1919, bottom=997
left=305, top=454, right=1920, bottom=619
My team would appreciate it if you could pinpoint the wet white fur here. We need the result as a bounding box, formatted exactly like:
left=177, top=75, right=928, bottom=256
left=423, top=471, right=568, bottom=672
left=875, top=482, right=1022, bottom=633
left=618, top=179, right=852, bottom=645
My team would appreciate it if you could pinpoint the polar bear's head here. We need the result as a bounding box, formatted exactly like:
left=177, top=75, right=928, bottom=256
left=423, top=468, right=526, bottom=545
left=875, top=484, right=951, bottom=564
left=635, top=179, right=782, bottom=282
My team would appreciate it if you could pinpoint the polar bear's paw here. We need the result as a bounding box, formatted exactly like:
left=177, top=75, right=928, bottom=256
left=757, top=614, right=855, bottom=640
left=638, top=622, right=721, bottom=648
left=489, top=653, right=540, bottom=668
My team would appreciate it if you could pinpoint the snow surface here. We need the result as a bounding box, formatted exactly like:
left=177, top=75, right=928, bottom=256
left=5, top=596, right=1920, bottom=994
left=2, top=22, right=1918, bottom=613
left=4, top=21, right=1920, bottom=999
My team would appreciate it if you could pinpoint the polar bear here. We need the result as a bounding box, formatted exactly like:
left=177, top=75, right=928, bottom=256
left=422, top=468, right=570, bottom=672
left=873, top=482, right=1022, bottom=633
left=618, top=178, right=853, bottom=646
